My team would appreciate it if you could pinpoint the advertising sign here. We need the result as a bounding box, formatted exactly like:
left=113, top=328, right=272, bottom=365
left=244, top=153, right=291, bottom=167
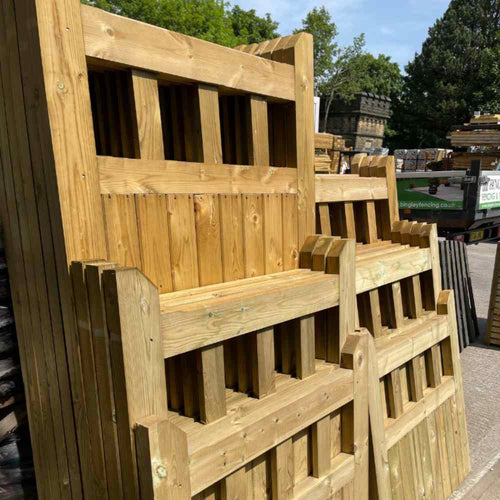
left=479, top=174, right=500, bottom=209
left=397, top=175, right=464, bottom=211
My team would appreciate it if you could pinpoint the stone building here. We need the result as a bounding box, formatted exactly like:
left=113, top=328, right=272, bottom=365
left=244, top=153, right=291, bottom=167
left=325, top=92, right=391, bottom=151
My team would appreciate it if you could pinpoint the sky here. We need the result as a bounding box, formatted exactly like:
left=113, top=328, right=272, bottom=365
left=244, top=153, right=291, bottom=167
left=230, top=0, right=450, bottom=70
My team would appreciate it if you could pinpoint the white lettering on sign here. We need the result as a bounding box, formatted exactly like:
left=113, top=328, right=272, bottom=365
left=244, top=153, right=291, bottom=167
left=479, top=175, right=500, bottom=209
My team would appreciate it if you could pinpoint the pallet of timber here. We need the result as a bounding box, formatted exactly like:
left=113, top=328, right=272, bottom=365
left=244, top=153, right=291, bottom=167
left=470, top=114, right=500, bottom=125
left=0, top=2, right=373, bottom=498
left=451, top=152, right=500, bottom=170
left=485, top=242, right=500, bottom=346
left=315, top=155, right=471, bottom=499
left=315, top=133, right=345, bottom=173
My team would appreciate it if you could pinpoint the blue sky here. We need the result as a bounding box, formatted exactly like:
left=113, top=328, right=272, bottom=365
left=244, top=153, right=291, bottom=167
left=230, top=0, right=450, bottom=70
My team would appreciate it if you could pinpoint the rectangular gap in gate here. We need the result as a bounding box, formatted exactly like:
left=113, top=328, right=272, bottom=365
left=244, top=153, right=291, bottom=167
left=88, top=69, right=139, bottom=158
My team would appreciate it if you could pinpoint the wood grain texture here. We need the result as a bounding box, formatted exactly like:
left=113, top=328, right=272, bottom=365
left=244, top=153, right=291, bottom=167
left=82, top=5, right=295, bottom=101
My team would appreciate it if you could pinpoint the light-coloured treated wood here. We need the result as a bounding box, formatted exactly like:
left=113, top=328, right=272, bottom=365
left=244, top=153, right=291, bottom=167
left=103, top=268, right=167, bottom=499
left=264, top=194, right=284, bottom=274
left=160, top=270, right=339, bottom=357
left=250, top=327, right=276, bottom=398
left=198, top=84, right=223, bottom=164
left=135, top=194, right=173, bottom=293
left=82, top=5, right=295, bottom=101
left=312, top=415, right=332, bottom=478
left=387, top=369, right=404, bottom=419
left=131, top=70, right=165, bottom=160
left=248, top=95, right=270, bottom=166
left=243, top=194, right=265, bottom=278
left=99, top=157, right=298, bottom=195
left=222, top=467, right=247, bottom=500
left=426, top=344, right=442, bottom=388
left=135, top=415, right=191, bottom=500
left=271, top=438, right=294, bottom=499
left=295, top=315, right=316, bottom=379
left=188, top=365, right=354, bottom=494
left=315, top=175, right=388, bottom=203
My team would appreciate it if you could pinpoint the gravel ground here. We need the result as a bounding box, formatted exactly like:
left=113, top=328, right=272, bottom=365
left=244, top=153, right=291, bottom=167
left=451, top=242, right=500, bottom=499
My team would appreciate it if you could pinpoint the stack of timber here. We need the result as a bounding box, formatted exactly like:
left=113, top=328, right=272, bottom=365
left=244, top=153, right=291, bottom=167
left=0, top=231, right=36, bottom=498
left=485, top=243, right=500, bottom=346
left=451, top=151, right=500, bottom=170
left=449, top=115, right=500, bottom=147
left=440, top=240, right=480, bottom=349
left=0, top=2, right=371, bottom=498
left=315, top=133, right=346, bottom=173
left=315, top=155, right=471, bottom=499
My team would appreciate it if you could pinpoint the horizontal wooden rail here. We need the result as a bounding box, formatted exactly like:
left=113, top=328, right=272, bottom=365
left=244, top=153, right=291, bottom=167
left=385, top=376, right=455, bottom=449
left=356, top=247, right=432, bottom=294
left=294, top=453, right=354, bottom=499
left=137, top=364, right=354, bottom=495
left=375, top=313, right=449, bottom=377
left=98, top=157, right=298, bottom=195
left=160, top=269, right=339, bottom=357
left=82, top=5, right=295, bottom=101
left=315, top=174, right=388, bottom=202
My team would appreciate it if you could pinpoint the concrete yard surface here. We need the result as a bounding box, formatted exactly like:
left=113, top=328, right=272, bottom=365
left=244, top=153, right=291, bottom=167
left=451, top=242, right=500, bottom=499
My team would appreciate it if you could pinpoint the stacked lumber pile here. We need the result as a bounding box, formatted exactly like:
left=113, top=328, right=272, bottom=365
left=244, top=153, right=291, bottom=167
left=485, top=243, right=500, bottom=346
left=449, top=115, right=500, bottom=147
left=451, top=151, right=500, bottom=170
left=315, top=132, right=346, bottom=173
left=316, top=155, right=471, bottom=499
left=0, top=1, right=471, bottom=499
left=0, top=233, right=36, bottom=499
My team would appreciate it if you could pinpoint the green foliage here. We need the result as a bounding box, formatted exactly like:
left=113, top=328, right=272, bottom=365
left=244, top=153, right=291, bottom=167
left=81, top=0, right=280, bottom=47
left=353, top=53, right=403, bottom=99
left=389, top=0, right=500, bottom=149
left=294, top=7, right=338, bottom=93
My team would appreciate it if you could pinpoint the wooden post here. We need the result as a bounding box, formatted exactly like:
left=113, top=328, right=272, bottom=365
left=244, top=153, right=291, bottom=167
left=103, top=268, right=167, bottom=499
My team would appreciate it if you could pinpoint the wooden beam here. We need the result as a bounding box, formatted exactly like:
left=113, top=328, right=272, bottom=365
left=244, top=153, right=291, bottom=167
left=160, top=271, right=339, bottom=357
left=82, top=5, right=295, bottom=101
left=247, top=95, right=270, bottom=166
left=98, top=157, right=298, bottom=195
left=316, top=175, right=388, bottom=203
left=198, top=84, right=223, bottom=164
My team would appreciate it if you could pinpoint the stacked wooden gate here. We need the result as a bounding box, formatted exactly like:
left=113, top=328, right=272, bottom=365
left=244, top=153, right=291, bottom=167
left=314, top=147, right=471, bottom=499
left=0, top=3, right=370, bottom=499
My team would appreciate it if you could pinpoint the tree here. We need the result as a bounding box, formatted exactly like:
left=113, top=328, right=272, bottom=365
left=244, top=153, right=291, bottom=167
left=353, top=54, right=402, bottom=99
left=294, top=7, right=337, bottom=94
left=81, top=0, right=280, bottom=47
left=393, top=0, right=500, bottom=148
left=230, top=5, right=279, bottom=46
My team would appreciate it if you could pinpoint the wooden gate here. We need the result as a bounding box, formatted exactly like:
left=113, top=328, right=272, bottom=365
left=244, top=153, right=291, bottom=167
left=314, top=147, right=470, bottom=499
left=0, top=3, right=369, bottom=499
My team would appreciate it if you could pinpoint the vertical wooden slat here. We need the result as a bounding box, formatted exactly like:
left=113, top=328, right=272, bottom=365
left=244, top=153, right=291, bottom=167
left=103, top=267, right=167, bottom=499
left=250, top=327, right=276, bottom=398
left=318, top=203, right=332, bottom=235
left=198, top=83, right=222, bottom=164
left=293, top=429, right=310, bottom=484
left=70, top=262, right=109, bottom=499
left=219, top=194, right=245, bottom=281
left=312, top=415, right=332, bottom=478
left=264, top=194, right=284, bottom=274
left=295, top=315, right=315, bottom=379
left=103, top=194, right=142, bottom=269
left=167, top=194, right=199, bottom=291
left=243, top=194, right=265, bottom=278
left=388, top=445, right=404, bottom=500
left=387, top=370, right=404, bottom=419
left=85, top=263, right=123, bottom=500
left=247, top=95, right=270, bottom=166
left=426, top=345, right=442, bottom=388
left=271, top=438, right=294, bottom=499
left=344, top=203, right=356, bottom=240
left=392, top=282, right=405, bottom=328
left=130, top=70, right=164, bottom=160
left=195, top=194, right=223, bottom=286
left=222, top=467, right=247, bottom=500
left=282, top=194, right=299, bottom=271
left=135, top=194, right=173, bottom=293
left=197, top=343, right=226, bottom=423
left=408, top=356, right=424, bottom=402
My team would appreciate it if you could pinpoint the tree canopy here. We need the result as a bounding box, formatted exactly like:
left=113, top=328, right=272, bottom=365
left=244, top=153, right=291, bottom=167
left=388, top=0, right=500, bottom=149
left=81, top=0, right=280, bottom=47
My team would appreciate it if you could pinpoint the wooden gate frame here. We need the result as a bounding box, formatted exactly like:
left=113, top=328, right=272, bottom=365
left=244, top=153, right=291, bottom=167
left=313, top=144, right=470, bottom=499
left=0, top=2, right=371, bottom=499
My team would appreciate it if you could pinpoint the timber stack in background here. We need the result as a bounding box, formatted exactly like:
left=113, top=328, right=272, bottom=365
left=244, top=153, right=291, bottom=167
left=0, top=1, right=471, bottom=499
